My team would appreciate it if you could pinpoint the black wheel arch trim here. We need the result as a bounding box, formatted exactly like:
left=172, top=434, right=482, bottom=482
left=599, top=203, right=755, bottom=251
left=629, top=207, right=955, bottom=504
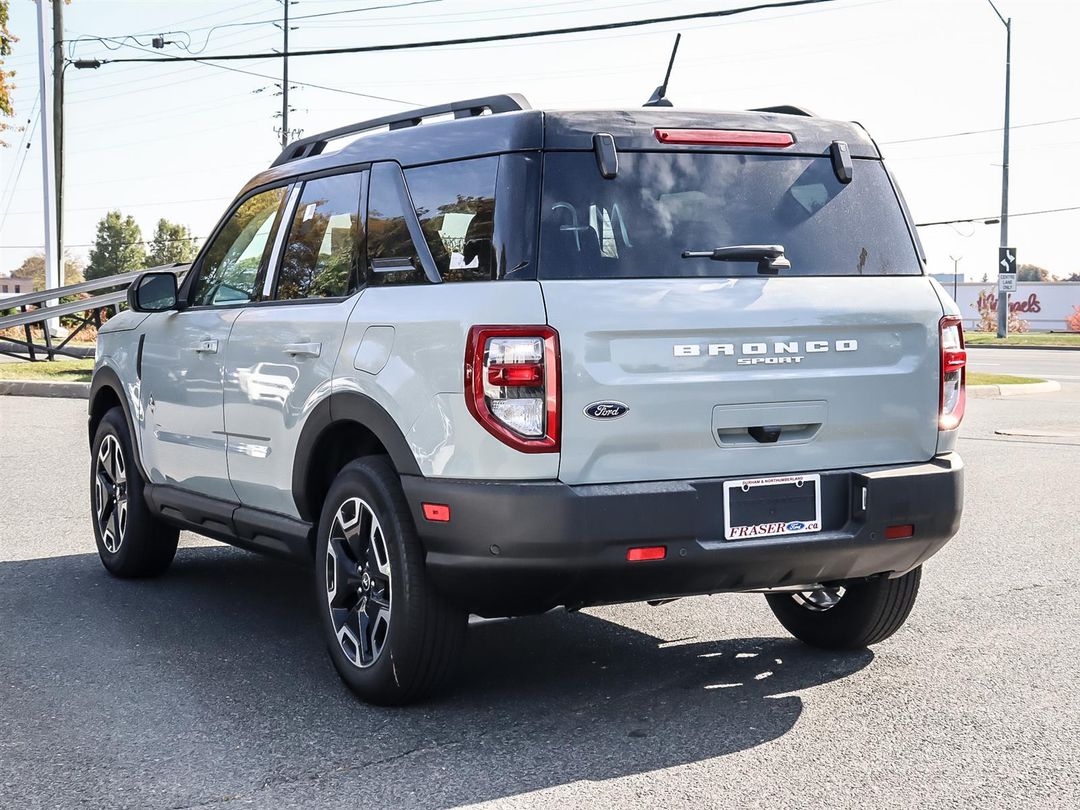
left=292, top=391, right=422, bottom=522
left=88, top=366, right=150, bottom=482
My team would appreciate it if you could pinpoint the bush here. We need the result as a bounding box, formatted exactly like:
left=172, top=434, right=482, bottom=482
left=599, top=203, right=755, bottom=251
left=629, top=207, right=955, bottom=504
left=971, top=294, right=1029, bottom=333
left=1067, top=306, right=1080, bottom=333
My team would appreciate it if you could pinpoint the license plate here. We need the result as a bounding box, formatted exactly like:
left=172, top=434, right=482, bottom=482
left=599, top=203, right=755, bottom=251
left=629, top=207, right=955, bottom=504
left=723, top=474, right=821, bottom=540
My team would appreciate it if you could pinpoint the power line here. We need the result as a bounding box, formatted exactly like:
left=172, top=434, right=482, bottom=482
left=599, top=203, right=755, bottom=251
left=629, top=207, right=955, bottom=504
left=73, top=0, right=844, bottom=66
left=75, top=38, right=417, bottom=106
left=883, top=115, right=1080, bottom=145
left=0, top=94, right=41, bottom=206
left=0, top=109, right=42, bottom=235
left=65, top=0, right=448, bottom=56
left=915, top=205, right=1080, bottom=228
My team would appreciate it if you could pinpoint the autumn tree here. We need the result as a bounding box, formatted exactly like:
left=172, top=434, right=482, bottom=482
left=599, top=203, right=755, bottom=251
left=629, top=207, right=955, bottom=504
left=0, top=1, right=15, bottom=143
left=14, top=251, right=85, bottom=290
left=147, top=218, right=197, bottom=267
left=86, top=210, right=146, bottom=279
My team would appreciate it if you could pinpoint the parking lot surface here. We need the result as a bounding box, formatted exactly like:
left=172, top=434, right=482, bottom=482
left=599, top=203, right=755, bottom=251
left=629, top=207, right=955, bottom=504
left=1, top=350, right=1078, bottom=808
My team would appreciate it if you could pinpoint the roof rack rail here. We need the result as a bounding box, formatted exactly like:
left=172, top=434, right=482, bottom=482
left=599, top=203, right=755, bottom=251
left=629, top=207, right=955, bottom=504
left=271, top=93, right=531, bottom=167
left=750, top=104, right=817, bottom=117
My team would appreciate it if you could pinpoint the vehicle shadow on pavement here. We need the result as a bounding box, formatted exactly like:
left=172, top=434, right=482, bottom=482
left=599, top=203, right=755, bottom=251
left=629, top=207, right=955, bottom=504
left=0, top=546, right=873, bottom=808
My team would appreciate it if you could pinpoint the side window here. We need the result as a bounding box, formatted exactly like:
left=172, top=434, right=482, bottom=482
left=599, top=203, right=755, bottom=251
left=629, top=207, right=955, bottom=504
left=366, top=162, right=425, bottom=286
left=192, top=187, right=285, bottom=307
left=276, top=172, right=364, bottom=300
left=405, top=157, right=498, bottom=282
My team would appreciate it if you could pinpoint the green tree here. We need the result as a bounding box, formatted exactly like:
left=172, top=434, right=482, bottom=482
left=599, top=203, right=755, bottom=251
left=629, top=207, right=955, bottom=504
left=1017, top=263, right=1051, bottom=282
left=14, top=251, right=85, bottom=290
left=147, top=218, right=197, bottom=267
left=86, top=210, right=145, bottom=279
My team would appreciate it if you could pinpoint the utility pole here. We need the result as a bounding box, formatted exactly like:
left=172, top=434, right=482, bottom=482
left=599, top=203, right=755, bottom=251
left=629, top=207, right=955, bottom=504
left=281, top=0, right=290, bottom=148
left=52, top=0, right=64, bottom=282
left=34, top=0, right=59, bottom=338
left=987, top=0, right=1011, bottom=338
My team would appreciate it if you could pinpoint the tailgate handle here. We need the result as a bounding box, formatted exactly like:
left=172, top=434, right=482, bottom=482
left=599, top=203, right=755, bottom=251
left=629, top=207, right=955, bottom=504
left=748, top=425, right=782, bottom=444
left=712, top=401, right=826, bottom=448
left=719, top=423, right=820, bottom=447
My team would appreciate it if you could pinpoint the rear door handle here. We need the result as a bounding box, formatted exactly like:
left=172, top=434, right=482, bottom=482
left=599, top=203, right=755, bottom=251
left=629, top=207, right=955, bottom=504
left=192, top=339, right=218, bottom=354
left=283, top=342, right=321, bottom=358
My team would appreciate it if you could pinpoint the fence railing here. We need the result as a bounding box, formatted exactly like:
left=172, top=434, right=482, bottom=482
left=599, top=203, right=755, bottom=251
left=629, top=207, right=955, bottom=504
left=0, top=264, right=188, bottom=361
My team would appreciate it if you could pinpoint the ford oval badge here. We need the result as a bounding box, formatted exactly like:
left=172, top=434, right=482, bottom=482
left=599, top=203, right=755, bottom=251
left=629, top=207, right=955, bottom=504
left=584, top=401, right=630, bottom=420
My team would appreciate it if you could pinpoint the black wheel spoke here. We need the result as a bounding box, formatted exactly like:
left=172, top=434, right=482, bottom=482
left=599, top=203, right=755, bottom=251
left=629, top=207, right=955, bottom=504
left=328, top=536, right=363, bottom=600
left=111, top=504, right=123, bottom=547
left=356, top=610, right=374, bottom=662
left=99, top=492, right=115, bottom=525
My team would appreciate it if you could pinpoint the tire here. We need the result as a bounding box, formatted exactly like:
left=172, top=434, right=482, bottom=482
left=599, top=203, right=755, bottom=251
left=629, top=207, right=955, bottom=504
left=765, top=567, right=922, bottom=650
left=314, top=456, right=466, bottom=705
left=90, top=407, right=179, bottom=577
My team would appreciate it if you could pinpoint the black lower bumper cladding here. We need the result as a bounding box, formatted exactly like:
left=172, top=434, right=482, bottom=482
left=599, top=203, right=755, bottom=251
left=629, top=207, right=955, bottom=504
left=401, top=454, right=963, bottom=617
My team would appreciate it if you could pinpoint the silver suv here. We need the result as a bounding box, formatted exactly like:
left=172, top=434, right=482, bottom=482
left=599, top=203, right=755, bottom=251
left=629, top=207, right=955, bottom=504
left=89, top=94, right=965, bottom=705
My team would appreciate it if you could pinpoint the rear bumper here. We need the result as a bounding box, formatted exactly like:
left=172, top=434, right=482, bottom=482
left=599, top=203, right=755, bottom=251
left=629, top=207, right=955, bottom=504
left=401, top=453, right=963, bottom=616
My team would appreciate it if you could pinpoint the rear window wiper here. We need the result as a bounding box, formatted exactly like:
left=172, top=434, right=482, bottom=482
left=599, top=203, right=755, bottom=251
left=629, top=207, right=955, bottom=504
left=681, top=244, right=791, bottom=275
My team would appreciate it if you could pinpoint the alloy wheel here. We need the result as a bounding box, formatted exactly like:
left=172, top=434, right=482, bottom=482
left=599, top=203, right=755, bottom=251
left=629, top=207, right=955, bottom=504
left=94, top=434, right=128, bottom=554
left=325, top=497, right=392, bottom=668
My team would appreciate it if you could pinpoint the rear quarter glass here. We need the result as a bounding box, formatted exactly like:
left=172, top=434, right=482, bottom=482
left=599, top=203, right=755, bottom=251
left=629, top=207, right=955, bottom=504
left=537, top=151, right=921, bottom=279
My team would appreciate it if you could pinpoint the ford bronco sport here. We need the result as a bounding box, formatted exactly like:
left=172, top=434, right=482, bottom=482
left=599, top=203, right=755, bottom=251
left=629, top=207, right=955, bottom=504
left=89, top=94, right=965, bottom=705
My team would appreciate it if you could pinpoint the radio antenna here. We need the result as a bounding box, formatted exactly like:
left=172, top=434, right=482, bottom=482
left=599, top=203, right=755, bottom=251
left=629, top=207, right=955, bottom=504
left=644, top=33, right=681, bottom=107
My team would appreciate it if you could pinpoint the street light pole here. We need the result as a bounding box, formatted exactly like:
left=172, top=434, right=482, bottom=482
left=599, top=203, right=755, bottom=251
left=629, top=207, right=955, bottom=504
left=949, top=254, right=963, bottom=302
left=33, top=0, right=59, bottom=338
left=987, top=0, right=1011, bottom=338
left=52, top=0, right=64, bottom=280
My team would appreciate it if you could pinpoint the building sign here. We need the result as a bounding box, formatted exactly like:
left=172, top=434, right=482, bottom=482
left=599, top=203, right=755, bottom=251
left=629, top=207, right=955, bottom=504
left=947, top=282, right=1080, bottom=333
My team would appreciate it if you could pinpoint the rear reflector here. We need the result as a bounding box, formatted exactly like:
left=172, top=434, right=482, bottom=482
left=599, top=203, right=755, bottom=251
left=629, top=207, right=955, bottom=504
left=627, top=546, right=666, bottom=562
left=654, top=128, right=795, bottom=148
left=884, top=524, right=914, bottom=540
left=422, top=503, right=451, bottom=522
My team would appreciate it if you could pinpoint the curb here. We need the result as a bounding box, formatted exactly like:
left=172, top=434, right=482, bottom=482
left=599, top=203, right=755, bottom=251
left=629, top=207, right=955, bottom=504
left=0, top=379, right=90, bottom=399
left=967, top=380, right=1061, bottom=399
left=967, top=344, right=1080, bottom=352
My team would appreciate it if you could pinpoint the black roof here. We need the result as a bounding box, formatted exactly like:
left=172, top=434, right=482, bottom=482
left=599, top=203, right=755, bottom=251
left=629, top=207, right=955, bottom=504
left=239, top=93, right=880, bottom=196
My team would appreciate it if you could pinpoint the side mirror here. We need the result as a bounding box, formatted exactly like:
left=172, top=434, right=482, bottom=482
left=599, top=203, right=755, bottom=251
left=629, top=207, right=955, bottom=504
left=127, top=271, right=179, bottom=313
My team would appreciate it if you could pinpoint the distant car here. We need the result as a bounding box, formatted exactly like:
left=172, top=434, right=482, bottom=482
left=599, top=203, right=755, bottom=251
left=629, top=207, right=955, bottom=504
left=88, top=94, right=965, bottom=705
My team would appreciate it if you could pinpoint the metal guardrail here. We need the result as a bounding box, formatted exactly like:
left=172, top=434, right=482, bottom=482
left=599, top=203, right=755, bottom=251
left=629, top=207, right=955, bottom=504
left=0, top=263, right=188, bottom=361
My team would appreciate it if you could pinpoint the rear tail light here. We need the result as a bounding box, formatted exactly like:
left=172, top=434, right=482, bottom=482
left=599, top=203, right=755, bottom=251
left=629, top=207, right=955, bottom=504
left=939, top=316, right=967, bottom=430
left=654, top=128, right=795, bottom=148
left=465, top=326, right=560, bottom=453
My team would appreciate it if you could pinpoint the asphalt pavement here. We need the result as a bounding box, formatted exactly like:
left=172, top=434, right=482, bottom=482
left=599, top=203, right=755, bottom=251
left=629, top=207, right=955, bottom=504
left=1, top=356, right=1078, bottom=808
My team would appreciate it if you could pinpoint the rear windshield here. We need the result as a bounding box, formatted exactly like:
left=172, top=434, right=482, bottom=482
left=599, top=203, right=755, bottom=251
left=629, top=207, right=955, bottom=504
left=538, top=151, right=921, bottom=279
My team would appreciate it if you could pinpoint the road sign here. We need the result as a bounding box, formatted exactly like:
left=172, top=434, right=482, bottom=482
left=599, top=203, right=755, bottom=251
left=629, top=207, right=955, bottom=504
left=999, top=246, right=1017, bottom=274
left=998, top=246, right=1017, bottom=292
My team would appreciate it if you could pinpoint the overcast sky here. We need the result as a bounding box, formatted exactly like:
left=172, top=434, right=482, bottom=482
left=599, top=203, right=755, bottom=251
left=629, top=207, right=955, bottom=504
left=1, top=0, right=1077, bottom=281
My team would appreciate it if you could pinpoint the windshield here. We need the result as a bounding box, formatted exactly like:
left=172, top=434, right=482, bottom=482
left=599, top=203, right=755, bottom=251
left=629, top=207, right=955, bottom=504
left=538, top=151, right=921, bottom=279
